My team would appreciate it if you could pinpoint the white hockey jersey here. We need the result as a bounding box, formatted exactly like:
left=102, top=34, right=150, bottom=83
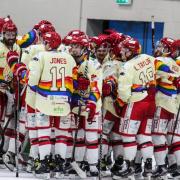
left=72, top=57, right=102, bottom=115
left=0, top=41, right=20, bottom=88
left=118, top=54, right=156, bottom=103
left=57, top=44, right=71, bottom=54
left=28, top=51, right=76, bottom=116
left=22, top=44, right=45, bottom=109
left=21, top=44, right=45, bottom=67
left=102, top=60, right=122, bottom=117
left=176, top=56, right=180, bottom=110
left=155, top=56, right=180, bottom=114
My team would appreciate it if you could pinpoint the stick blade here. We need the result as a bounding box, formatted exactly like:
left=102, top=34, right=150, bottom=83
left=71, top=161, right=87, bottom=178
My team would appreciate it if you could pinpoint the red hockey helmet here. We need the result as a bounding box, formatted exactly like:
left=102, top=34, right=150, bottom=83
left=0, top=16, right=13, bottom=33
left=62, top=35, right=73, bottom=46
left=171, top=39, right=180, bottom=52
left=42, top=32, right=61, bottom=49
left=33, top=20, right=52, bottom=30
left=90, top=36, right=102, bottom=47
left=107, top=32, right=125, bottom=47
left=2, top=22, right=17, bottom=33
left=112, top=43, right=122, bottom=57
left=0, top=18, right=4, bottom=33
left=98, top=34, right=108, bottom=41
left=4, top=16, right=12, bottom=23
left=38, top=24, right=55, bottom=35
left=160, top=37, right=174, bottom=49
left=104, top=29, right=117, bottom=35
left=70, top=35, right=89, bottom=48
left=170, top=39, right=180, bottom=59
left=122, top=39, right=141, bottom=55
left=67, top=30, right=86, bottom=37
left=124, top=35, right=133, bottom=41
left=90, top=34, right=109, bottom=49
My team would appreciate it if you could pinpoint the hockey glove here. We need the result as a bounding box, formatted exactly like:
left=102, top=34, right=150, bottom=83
left=77, top=77, right=90, bottom=91
left=174, top=77, right=180, bottom=89
left=86, top=102, right=96, bottom=122
left=102, top=82, right=112, bottom=97
left=6, top=51, right=19, bottom=68
left=113, top=100, right=123, bottom=117
left=13, top=63, right=27, bottom=81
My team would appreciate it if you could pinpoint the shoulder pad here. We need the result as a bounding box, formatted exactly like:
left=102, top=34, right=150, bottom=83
left=135, top=55, right=140, bottom=59
left=155, top=57, right=164, bottom=61
left=122, top=61, right=132, bottom=70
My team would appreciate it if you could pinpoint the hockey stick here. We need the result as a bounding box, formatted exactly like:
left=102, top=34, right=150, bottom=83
left=70, top=52, right=90, bottom=178
left=0, top=113, right=14, bottom=153
left=14, top=49, right=23, bottom=177
left=169, top=104, right=180, bottom=152
left=71, top=98, right=87, bottom=178
left=0, top=82, right=15, bottom=155
left=151, top=15, right=155, bottom=55
left=98, top=108, right=103, bottom=180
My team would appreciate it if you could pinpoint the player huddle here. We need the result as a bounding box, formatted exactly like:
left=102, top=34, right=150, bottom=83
left=0, top=16, right=179, bottom=180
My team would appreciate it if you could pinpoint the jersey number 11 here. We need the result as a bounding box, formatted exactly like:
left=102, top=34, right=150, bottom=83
left=50, top=66, right=66, bottom=91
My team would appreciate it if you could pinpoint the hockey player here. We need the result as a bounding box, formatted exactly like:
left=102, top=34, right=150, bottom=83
left=25, top=24, right=56, bottom=171
left=113, top=39, right=156, bottom=179
left=5, top=32, right=73, bottom=176
left=17, top=19, right=53, bottom=49
left=0, top=21, right=21, bottom=162
left=58, top=35, right=73, bottom=53
left=90, top=35, right=112, bottom=172
left=152, top=38, right=180, bottom=179
left=102, top=50, right=124, bottom=175
left=58, top=30, right=86, bottom=54
left=94, top=34, right=110, bottom=63
left=107, top=31, right=125, bottom=60
left=69, top=34, right=102, bottom=177
left=0, top=17, right=12, bottom=40
left=171, top=39, right=180, bottom=66
left=169, top=39, right=180, bottom=178
left=91, top=33, right=125, bottom=175
left=27, top=31, right=76, bottom=178
left=4, top=23, right=56, bottom=172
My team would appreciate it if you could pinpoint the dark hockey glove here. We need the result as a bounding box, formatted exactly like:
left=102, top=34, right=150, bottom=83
left=77, top=77, right=90, bottom=91
left=113, top=100, right=123, bottom=117
left=6, top=51, right=19, bottom=68
left=102, top=82, right=112, bottom=97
